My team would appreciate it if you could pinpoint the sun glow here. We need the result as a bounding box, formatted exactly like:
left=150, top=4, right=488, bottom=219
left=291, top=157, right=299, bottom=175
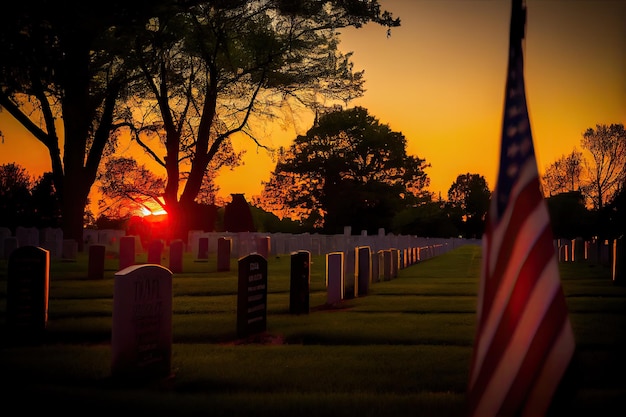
left=139, top=207, right=168, bottom=217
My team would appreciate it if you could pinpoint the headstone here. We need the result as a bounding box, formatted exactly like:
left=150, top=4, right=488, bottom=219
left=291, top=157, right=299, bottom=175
left=61, top=239, right=78, bottom=261
left=111, top=264, right=173, bottom=380
left=40, top=227, right=63, bottom=259
left=383, top=250, right=392, bottom=281
left=169, top=239, right=184, bottom=273
left=326, top=252, right=344, bottom=305
left=344, top=247, right=357, bottom=299
left=16, top=226, right=39, bottom=247
left=377, top=250, right=385, bottom=281
left=371, top=251, right=380, bottom=283
left=0, top=227, right=12, bottom=259
left=572, top=237, right=585, bottom=262
left=357, top=246, right=371, bottom=296
left=147, top=239, right=164, bottom=264
left=217, top=237, right=232, bottom=272
left=4, top=236, right=18, bottom=259
left=289, top=251, right=310, bottom=315
left=6, top=246, right=50, bottom=343
left=237, top=253, right=268, bottom=338
left=613, top=237, right=624, bottom=286
left=256, top=236, right=271, bottom=259
left=197, top=237, right=209, bottom=260
left=391, top=249, right=400, bottom=278
left=119, top=235, right=136, bottom=270
left=88, top=244, right=106, bottom=280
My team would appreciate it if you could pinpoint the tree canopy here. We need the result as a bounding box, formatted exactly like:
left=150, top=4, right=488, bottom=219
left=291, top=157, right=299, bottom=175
left=447, top=173, right=490, bottom=238
left=0, top=0, right=400, bottom=243
left=256, top=106, right=430, bottom=234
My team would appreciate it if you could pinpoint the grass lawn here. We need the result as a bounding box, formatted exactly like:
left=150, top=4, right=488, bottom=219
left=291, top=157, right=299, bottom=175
left=0, top=244, right=624, bottom=416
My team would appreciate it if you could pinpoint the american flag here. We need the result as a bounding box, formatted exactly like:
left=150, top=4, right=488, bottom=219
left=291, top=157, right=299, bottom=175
left=466, top=1, right=576, bottom=416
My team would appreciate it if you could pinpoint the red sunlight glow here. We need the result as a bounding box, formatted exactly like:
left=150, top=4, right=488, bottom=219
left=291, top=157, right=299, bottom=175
left=139, top=207, right=168, bottom=217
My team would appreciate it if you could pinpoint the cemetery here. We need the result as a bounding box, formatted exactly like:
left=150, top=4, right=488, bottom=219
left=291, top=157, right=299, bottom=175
left=0, top=227, right=624, bottom=416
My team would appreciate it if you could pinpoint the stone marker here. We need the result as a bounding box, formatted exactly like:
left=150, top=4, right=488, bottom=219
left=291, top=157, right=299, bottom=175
left=357, top=246, right=371, bottom=296
left=169, top=239, right=184, bottom=273
left=613, top=237, right=624, bottom=286
left=6, top=246, right=50, bottom=343
left=237, top=253, right=267, bottom=338
left=119, top=235, right=136, bottom=270
left=326, top=252, right=344, bottom=305
left=383, top=249, right=392, bottom=281
left=391, top=248, right=400, bottom=278
left=256, top=235, right=271, bottom=259
left=4, top=236, right=18, bottom=259
left=344, top=247, right=357, bottom=299
left=0, top=227, right=11, bottom=259
left=197, top=237, right=209, bottom=260
left=88, top=244, right=106, bottom=280
left=111, top=264, right=173, bottom=380
left=147, top=239, right=164, bottom=264
left=290, top=251, right=310, bottom=314
left=371, top=250, right=380, bottom=283
left=62, top=239, right=78, bottom=261
left=217, top=237, right=232, bottom=272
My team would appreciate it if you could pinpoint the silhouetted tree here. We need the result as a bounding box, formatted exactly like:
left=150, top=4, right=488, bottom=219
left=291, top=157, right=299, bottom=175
left=447, top=173, right=491, bottom=238
left=0, top=1, right=167, bottom=248
left=542, top=149, right=584, bottom=197
left=258, top=107, right=430, bottom=234
left=223, top=194, right=255, bottom=233
left=30, top=172, right=62, bottom=229
left=97, top=157, right=166, bottom=218
left=581, top=123, right=626, bottom=212
left=0, top=163, right=32, bottom=231
left=122, top=1, right=400, bottom=240
left=546, top=191, right=593, bottom=240
left=2, top=1, right=399, bottom=246
left=392, top=201, right=460, bottom=238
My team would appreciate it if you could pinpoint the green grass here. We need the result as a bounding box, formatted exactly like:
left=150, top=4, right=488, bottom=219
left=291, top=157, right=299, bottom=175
left=0, top=244, right=624, bottom=416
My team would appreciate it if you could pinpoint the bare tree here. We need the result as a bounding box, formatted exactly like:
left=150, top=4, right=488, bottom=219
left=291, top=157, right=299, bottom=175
left=581, top=123, right=626, bottom=211
left=124, top=1, right=400, bottom=239
left=542, top=149, right=584, bottom=197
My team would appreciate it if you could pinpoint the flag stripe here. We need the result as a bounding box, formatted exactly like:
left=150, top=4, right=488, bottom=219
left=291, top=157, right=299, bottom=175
left=469, top=222, right=555, bottom=414
left=467, top=1, right=575, bottom=416
left=470, top=171, right=547, bottom=387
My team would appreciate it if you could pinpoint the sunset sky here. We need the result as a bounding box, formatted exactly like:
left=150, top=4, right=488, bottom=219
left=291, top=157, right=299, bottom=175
left=1, top=0, right=624, bottom=214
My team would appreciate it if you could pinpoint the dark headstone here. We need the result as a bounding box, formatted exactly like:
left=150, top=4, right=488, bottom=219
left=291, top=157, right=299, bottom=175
left=391, top=248, right=400, bottom=278
left=383, top=250, right=392, bottom=281
left=326, top=252, right=343, bottom=304
left=169, top=239, right=184, bottom=273
left=62, top=239, right=78, bottom=261
left=371, top=251, right=380, bottom=283
left=289, top=251, right=310, bottom=314
left=256, top=236, right=270, bottom=259
left=119, top=235, right=136, bottom=270
left=613, top=237, right=625, bottom=286
left=217, top=237, right=231, bottom=272
left=197, top=237, right=209, bottom=260
left=357, top=246, right=371, bottom=296
left=88, top=244, right=106, bottom=280
left=343, top=247, right=357, bottom=299
left=6, top=246, right=50, bottom=343
left=3, top=236, right=18, bottom=259
left=237, top=253, right=267, bottom=338
left=0, top=227, right=11, bottom=259
left=147, top=239, right=164, bottom=264
left=111, top=264, right=173, bottom=381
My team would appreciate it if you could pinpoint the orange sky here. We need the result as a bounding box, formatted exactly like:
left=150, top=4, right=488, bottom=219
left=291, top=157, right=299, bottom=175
left=1, top=0, right=625, bottom=214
